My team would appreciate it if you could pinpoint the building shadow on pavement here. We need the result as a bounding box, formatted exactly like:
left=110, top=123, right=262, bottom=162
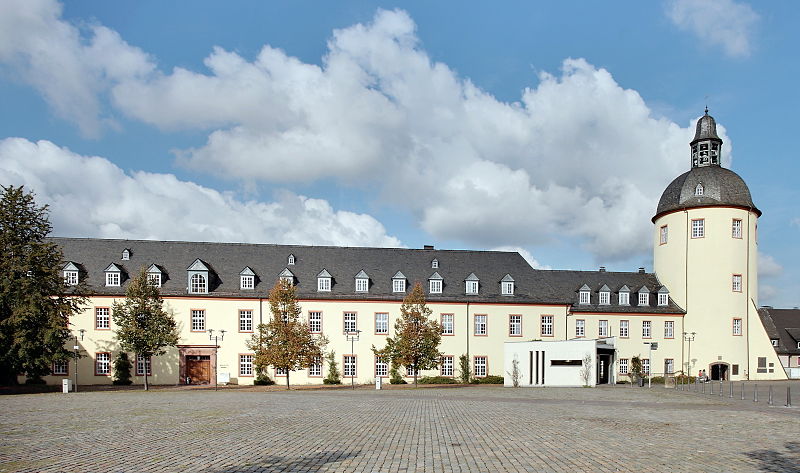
left=745, top=442, right=800, bottom=473
left=208, top=449, right=361, bottom=472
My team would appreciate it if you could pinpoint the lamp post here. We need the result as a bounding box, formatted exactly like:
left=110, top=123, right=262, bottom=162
left=346, top=329, right=362, bottom=390
left=208, top=329, right=226, bottom=391
left=72, top=329, right=85, bottom=393
left=683, top=331, right=696, bottom=378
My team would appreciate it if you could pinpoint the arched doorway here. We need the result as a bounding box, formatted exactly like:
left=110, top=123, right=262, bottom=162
left=710, top=363, right=729, bottom=381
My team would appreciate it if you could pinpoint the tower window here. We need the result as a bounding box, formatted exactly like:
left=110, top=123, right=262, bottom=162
left=732, top=219, right=742, bottom=239
left=691, top=219, right=705, bottom=238
left=659, top=225, right=668, bottom=245
left=732, top=274, right=742, bottom=292
left=695, top=184, right=704, bottom=196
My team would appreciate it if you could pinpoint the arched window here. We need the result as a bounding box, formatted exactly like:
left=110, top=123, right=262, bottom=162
left=695, top=184, right=704, bottom=196
left=190, top=273, right=207, bottom=293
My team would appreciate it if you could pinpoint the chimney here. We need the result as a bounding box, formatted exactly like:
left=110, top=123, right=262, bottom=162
left=423, top=245, right=434, bottom=250
left=599, top=266, right=606, bottom=272
left=638, top=267, right=645, bottom=273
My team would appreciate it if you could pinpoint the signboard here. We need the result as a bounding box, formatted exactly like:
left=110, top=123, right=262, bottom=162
left=650, top=342, right=659, bottom=350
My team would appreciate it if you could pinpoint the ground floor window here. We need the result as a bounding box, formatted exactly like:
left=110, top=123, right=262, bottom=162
left=440, top=356, right=454, bottom=377
left=309, top=356, right=322, bottom=377
left=619, top=358, right=629, bottom=375
left=664, top=358, right=674, bottom=375
left=344, top=355, right=357, bottom=377
left=474, top=356, right=487, bottom=377
left=375, top=356, right=388, bottom=377
left=275, top=367, right=287, bottom=376
left=136, top=354, right=152, bottom=376
left=95, top=352, right=110, bottom=375
left=52, top=359, right=69, bottom=375
left=239, top=354, right=253, bottom=377
left=642, top=359, right=650, bottom=376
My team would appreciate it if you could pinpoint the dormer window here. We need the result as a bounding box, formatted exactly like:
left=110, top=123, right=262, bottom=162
left=104, top=263, right=123, bottom=287
left=618, top=286, right=630, bottom=305
left=638, top=287, right=650, bottom=306
left=392, top=271, right=406, bottom=293
left=279, top=268, right=295, bottom=286
left=465, top=273, right=479, bottom=295
left=317, top=269, right=332, bottom=292
left=657, top=287, right=669, bottom=306
left=599, top=285, right=610, bottom=305
left=501, top=274, right=515, bottom=296
left=695, top=184, right=704, bottom=196
left=121, top=249, right=130, bottom=261
left=578, top=284, right=591, bottom=304
left=63, top=262, right=79, bottom=286
left=240, top=267, right=255, bottom=290
left=187, top=258, right=210, bottom=294
left=431, top=259, right=439, bottom=269
left=147, top=264, right=162, bottom=288
left=429, top=272, right=443, bottom=294
left=287, top=254, right=295, bottom=265
left=771, top=339, right=778, bottom=347
left=355, top=270, right=369, bottom=293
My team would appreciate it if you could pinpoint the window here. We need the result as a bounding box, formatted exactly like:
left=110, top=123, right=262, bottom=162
left=431, top=259, right=439, bottom=269
left=474, top=315, right=487, bottom=336
left=191, top=309, right=205, bottom=332
left=732, top=364, right=739, bottom=376
left=579, top=290, right=590, bottom=304
left=466, top=280, right=479, bottom=294
left=575, top=319, right=585, bottom=337
left=441, top=314, right=454, bottom=335
left=147, top=272, right=161, bottom=287
left=732, top=274, right=742, bottom=292
left=638, top=292, right=649, bottom=306
left=344, top=312, right=357, bottom=334
left=95, top=353, right=110, bottom=375
left=642, top=320, right=652, bottom=338
left=275, top=367, right=287, bottom=376
left=541, top=315, right=553, bottom=337
left=509, top=315, right=522, bottom=336
left=318, top=277, right=331, bottom=292
left=642, top=359, right=650, bottom=376
left=658, top=293, right=668, bottom=306
left=695, top=184, right=704, bottom=196
left=757, top=357, right=767, bottom=373
left=619, top=358, right=629, bottom=375
left=64, top=271, right=78, bottom=286
left=280, top=275, right=293, bottom=286
left=598, top=320, right=609, bottom=337
left=473, top=356, right=487, bottom=377
left=375, top=313, right=389, bottom=335
left=136, top=354, right=151, bottom=376
left=664, top=358, right=674, bottom=375
left=619, top=320, right=629, bottom=338
left=732, top=318, right=742, bottom=336
left=375, top=356, right=388, bottom=377
left=122, top=249, right=130, bottom=260
left=190, top=274, right=207, bottom=293
left=355, top=278, right=369, bottom=292
left=664, top=320, right=674, bottom=339
left=95, top=307, right=110, bottom=330
left=238, top=354, right=253, bottom=376
left=429, top=279, right=442, bottom=294
left=732, top=219, right=742, bottom=238
left=106, top=272, right=120, bottom=287
left=309, top=311, right=322, bottom=333
left=52, top=360, right=68, bottom=375
left=240, top=275, right=254, bottom=290
left=440, top=356, right=454, bottom=377
left=599, top=291, right=610, bottom=305
left=343, top=355, right=356, bottom=377
left=393, top=279, right=406, bottom=293
left=691, top=219, right=705, bottom=238
left=659, top=225, right=668, bottom=245
left=501, top=281, right=514, bottom=295
left=619, top=291, right=630, bottom=306
left=287, top=254, right=295, bottom=265
left=308, top=356, right=322, bottom=377
left=239, top=310, right=253, bottom=332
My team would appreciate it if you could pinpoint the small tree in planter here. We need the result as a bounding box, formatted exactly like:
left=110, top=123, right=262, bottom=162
left=112, top=352, right=132, bottom=385
left=630, top=356, right=643, bottom=386
left=323, top=351, right=341, bottom=385
left=457, top=354, right=471, bottom=384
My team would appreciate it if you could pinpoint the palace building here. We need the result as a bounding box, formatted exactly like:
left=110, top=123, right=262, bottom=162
left=38, top=111, right=787, bottom=386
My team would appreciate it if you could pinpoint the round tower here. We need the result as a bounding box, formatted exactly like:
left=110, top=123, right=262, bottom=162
left=652, top=110, right=779, bottom=380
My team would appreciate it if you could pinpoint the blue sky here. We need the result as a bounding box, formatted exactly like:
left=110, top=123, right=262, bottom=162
left=0, top=0, right=797, bottom=307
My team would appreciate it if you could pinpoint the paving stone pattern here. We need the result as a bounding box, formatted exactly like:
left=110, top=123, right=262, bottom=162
left=1, top=386, right=798, bottom=472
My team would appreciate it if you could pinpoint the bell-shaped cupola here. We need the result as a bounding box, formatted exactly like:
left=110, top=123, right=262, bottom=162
left=690, top=108, right=723, bottom=168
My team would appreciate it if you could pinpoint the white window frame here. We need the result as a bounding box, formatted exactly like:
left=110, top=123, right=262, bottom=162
left=429, top=279, right=442, bottom=294
left=579, top=290, right=590, bottom=304
left=355, top=278, right=369, bottom=293
left=598, top=320, right=609, bottom=338
left=191, top=309, right=205, bottom=332
left=695, top=184, right=704, bottom=196
left=375, top=355, right=388, bottom=377
left=732, top=274, right=742, bottom=292
left=64, top=271, right=78, bottom=286
left=658, top=293, right=668, bottom=306
left=466, top=280, right=479, bottom=295
left=540, top=315, right=553, bottom=336
left=344, top=312, right=357, bottom=334
left=239, top=310, right=253, bottom=332
left=431, top=259, right=439, bottom=269
left=287, top=255, right=295, bottom=265
left=474, top=315, right=487, bottom=335
left=619, top=291, right=630, bottom=306
left=147, top=273, right=161, bottom=287
left=280, top=276, right=293, bottom=286
left=732, top=219, right=743, bottom=239
left=733, top=318, right=742, bottom=336
left=309, top=311, right=322, bottom=334
left=660, top=225, right=668, bottom=245
left=392, top=279, right=406, bottom=293
left=691, top=219, right=705, bottom=238
left=473, top=356, right=487, bottom=377
left=642, top=320, right=652, bottom=338
left=664, top=320, right=674, bottom=339
left=95, top=353, right=110, bottom=375
left=136, top=354, right=152, bottom=376
left=619, top=320, right=629, bottom=338
left=576, top=319, right=585, bottom=338
left=664, top=358, right=674, bottom=375
left=441, top=314, right=454, bottom=335
left=509, top=315, right=522, bottom=336
left=619, top=358, right=629, bottom=375
left=309, top=356, right=322, bottom=377
left=190, top=273, right=207, bottom=294
left=440, top=356, right=454, bottom=377
left=642, top=359, right=650, bottom=376
left=239, top=354, right=253, bottom=376
left=318, top=277, right=331, bottom=292
left=599, top=291, right=610, bottom=305
left=638, top=292, right=649, bottom=306
left=240, top=275, right=254, bottom=290
left=95, top=307, right=110, bottom=330
left=501, top=281, right=514, bottom=295
left=343, top=355, right=356, bottom=378
left=375, top=313, right=389, bottom=335
left=106, top=272, right=120, bottom=287
left=52, top=359, right=69, bottom=375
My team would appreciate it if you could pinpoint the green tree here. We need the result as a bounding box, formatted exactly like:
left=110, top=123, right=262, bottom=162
left=248, top=279, right=327, bottom=390
left=457, top=354, right=471, bottom=384
left=112, top=352, right=133, bottom=386
left=0, top=185, right=86, bottom=385
left=112, top=267, right=179, bottom=390
left=323, top=350, right=341, bottom=385
left=376, top=282, right=442, bottom=386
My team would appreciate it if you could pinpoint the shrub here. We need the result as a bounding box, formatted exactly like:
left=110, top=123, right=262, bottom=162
left=112, top=353, right=133, bottom=385
left=418, top=376, right=457, bottom=384
left=649, top=376, right=666, bottom=385
left=254, top=373, right=275, bottom=385
left=389, top=363, right=406, bottom=384
left=473, top=375, right=504, bottom=384
left=322, top=378, right=342, bottom=385
left=24, top=377, right=46, bottom=385
left=323, top=351, right=342, bottom=385
left=457, top=354, right=471, bottom=384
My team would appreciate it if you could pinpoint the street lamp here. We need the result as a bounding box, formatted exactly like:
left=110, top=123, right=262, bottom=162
left=72, top=329, right=85, bottom=393
left=208, top=329, right=226, bottom=391
left=683, top=331, right=696, bottom=378
left=346, top=329, right=362, bottom=390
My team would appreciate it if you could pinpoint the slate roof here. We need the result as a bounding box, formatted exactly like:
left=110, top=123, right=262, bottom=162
left=50, top=237, right=684, bottom=314
left=654, top=166, right=760, bottom=221
left=759, top=307, right=800, bottom=355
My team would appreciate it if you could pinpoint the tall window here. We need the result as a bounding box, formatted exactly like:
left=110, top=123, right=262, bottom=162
left=691, top=219, right=705, bottom=238
left=466, top=280, right=479, bottom=294
left=639, top=292, right=649, bottom=306
left=64, top=270, right=78, bottom=286
left=619, top=291, right=630, bottom=306
left=599, top=291, right=610, bottom=305
left=664, top=359, right=674, bottom=375
left=190, top=274, right=207, bottom=293
left=343, top=355, right=356, bottom=377
left=664, top=320, right=674, bottom=339
left=95, top=353, right=110, bottom=375
left=239, top=310, right=253, bottom=332
left=431, top=259, right=439, bottom=269
left=660, top=225, right=668, bottom=245
left=239, top=354, right=253, bottom=376
left=375, top=356, right=388, bottom=377
left=598, top=320, right=609, bottom=337
left=441, top=314, right=454, bottom=335
left=619, top=320, right=629, bottom=338
left=732, top=219, right=743, bottom=238
left=575, top=319, right=585, bottom=337
left=191, top=310, right=205, bottom=332
left=375, top=313, right=389, bottom=335
left=474, top=315, right=487, bottom=335
left=429, top=279, right=442, bottom=294
left=147, top=273, right=161, bottom=287
left=136, top=354, right=151, bottom=376
left=642, top=359, right=650, bottom=376
left=309, top=311, right=322, bottom=333
left=355, top=278, right=369, bottom=292
left=52, top=360, right=69, bottom=375
left=393, top=279, right=406, bottom=293
left=95, top=307, right=110, bottom=330
left=317, top=277, right=331, bottom=292
left=619, top=358, right=629, bottom=375
left=658, top=293, right=668, bottom=306
left=733, top=318, right=742, bottom=336
left=501, top=281, right=514, bottom=295
left=344, top=312, right=357, bottom=334
left=308, top=356, right=322, bottom=377
left=440, top=356, right=454, bottom=377
left=732, top=274, right=742, bottom=292
left=473, top=356, right=487, bottom=377
left=287, top=254, right=295, bottom=265
left=642, top=320, right=652, bottom=338
left=106, top=272, right=120, bottom=287
left=240, top=275, right=254, bottom=290
left=509, top=315, right=522, bottom=336
left=540, top=315, right=553, bottom=336
left=579, top=290, right=590, bottom=304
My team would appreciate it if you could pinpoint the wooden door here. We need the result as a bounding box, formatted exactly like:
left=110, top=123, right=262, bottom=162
left=186, top=357, right=211, bottom=384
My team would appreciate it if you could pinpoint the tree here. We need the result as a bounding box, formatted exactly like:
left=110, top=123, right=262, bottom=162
left=112, top=352, right=133, bottom=385
left=376, top=282, right=442, bottom=386
left=0, top=185, right=86, bottom=385
left=579, top=353, right=593, bottom=387
left=112, top=267, right=179, bottom=390
left=248, top=279, right=327, bottom=390
left=507, top=356, right=521, bottom=388
left=630, top=355, right=643, bottom=385
left=323, top=350, right=341, bottom=385
left=457, top=354, right=471, bottom=384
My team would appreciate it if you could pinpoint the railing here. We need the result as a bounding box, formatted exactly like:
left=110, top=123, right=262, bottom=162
left=671, top=376, right=797, bottom=408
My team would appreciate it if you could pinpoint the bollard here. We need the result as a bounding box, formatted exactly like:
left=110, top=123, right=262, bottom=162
left=754, top=384, right=758, bottom=402
left=709, top=381, right=713, bottom=395
left=768, top=386, right=774, bottom=405
left=741, top=382, right=745, bottom=400
left=702, top=381, right=706, bottom=394
left=719, top=381, right=723, bottom=397
left=729, top=380, right=733, bottom=398
left=787, top=386, right=792, bottom=408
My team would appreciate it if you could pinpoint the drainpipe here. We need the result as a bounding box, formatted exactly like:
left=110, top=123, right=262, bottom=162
left=465, top=302, right=470, bottom=363
left=746, top=212, right=750, bottom=379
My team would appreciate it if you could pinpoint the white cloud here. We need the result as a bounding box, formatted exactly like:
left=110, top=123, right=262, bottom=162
left=758, top=252, right=783, bottom=278
left=491, top=246, right=550, bottom=270
left=666, top=0, right=759, bottom=58
left=0, top=138, right=401, bottom=248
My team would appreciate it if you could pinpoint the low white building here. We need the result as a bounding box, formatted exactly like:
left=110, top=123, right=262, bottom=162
left=504, top=339, right=616, bottom=387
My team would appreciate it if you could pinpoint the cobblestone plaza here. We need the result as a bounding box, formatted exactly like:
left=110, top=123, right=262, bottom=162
left=2, top=385, right=798, bottom=472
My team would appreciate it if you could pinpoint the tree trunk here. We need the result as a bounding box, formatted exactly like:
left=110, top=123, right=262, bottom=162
left=413, top=361, right=418, bottom=386
left=286, top=370, right=290, bottom=390
left=144, top=370, right=149, bottom=391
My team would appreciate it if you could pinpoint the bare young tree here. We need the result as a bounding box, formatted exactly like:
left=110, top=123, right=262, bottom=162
left=579, top=353, right=593, bottom=387
left=506, top=356, right=522, bottom=387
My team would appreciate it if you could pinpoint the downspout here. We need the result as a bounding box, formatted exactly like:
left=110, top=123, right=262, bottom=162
left=684, top=210, right=690, bottom=375
left=465, top=302, right=470, bottom=365
left=746, top=212, right=751, bottom=379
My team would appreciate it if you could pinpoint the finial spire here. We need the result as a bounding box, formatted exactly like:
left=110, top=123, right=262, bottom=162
left=704, top=105, right=709, bottom=115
